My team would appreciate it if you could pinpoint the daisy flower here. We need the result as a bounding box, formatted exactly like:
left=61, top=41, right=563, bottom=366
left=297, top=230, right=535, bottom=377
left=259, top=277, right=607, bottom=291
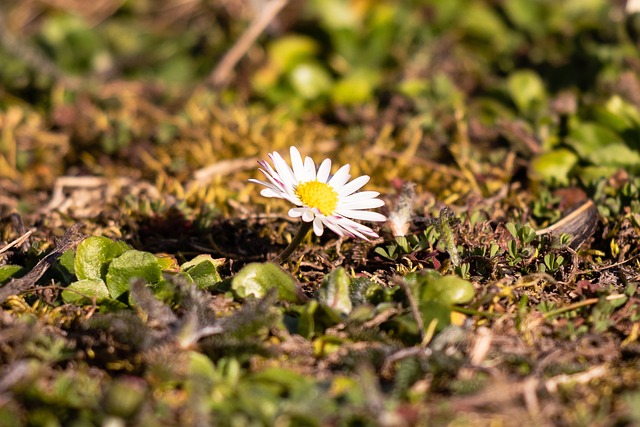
left=250, top=147, right=386, bottom=241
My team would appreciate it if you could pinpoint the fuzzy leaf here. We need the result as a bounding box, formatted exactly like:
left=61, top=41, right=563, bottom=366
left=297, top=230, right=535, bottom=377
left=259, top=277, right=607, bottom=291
left=62, top=279, right=110, bottom=304
left=231, top=262, right=305, bottom=303
left=75, top=236, right=130, bottom=281
left=105, top=250, right=162, bottom=299
left=182, top=255, right=223, bottom=290
left=318, top=267, right=352, bottom=315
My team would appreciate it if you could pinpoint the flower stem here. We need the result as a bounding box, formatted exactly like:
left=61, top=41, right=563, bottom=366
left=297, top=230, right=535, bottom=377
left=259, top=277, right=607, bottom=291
left=272, top=221, right=313, bottom=264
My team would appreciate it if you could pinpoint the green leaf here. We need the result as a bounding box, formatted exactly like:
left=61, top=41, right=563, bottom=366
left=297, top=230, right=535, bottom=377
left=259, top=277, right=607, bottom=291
left=75, top=236, right=130, bottom=281
left=268, top=35, right=319, bottom=72
left=589, top=143, right=640, bottom=169
left=231, top=262, right=305, bottom=303
left=418, top=301, right=452, bottom=332
left=317, top=267, right=352, bottom=315
left=58, top=249, right=76, bottom=276
left=421, top=275, right=475, bottom=306
left=297, top=300, right=318, bottom=339
left=331, top=70, right=379, bottom=105
left=507, top=69, right=547, bottom=115
left=313, top=335, right=347, bottom=357
left=311, top=0, right=359, bottom=29
left=288, top=62, right=333, bottom=100
left=105, top=250, right=162, bottom=299
left=0, top=265, right=24, bottom=284
left=566, top=122, right=626, bottom=159
left=102, top=377, right=147, bottom=419
left=62, top=279, right=110, bottom=304
left=531, top=148, right=579, bottom=184
left=185, top=351, right=217, bottom=395
left=181, top=254, right=223, bottom=290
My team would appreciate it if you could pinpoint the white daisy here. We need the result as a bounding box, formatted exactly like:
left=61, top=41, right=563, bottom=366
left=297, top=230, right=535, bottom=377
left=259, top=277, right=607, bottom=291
left=250, top=147, right=386, bottom=240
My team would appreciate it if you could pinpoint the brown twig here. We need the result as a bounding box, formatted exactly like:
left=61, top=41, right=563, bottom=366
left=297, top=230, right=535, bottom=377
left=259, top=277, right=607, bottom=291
left=0, top=229, right=34, bottom=257
left=0, top=223, right=85, bottom=304
left=207, top=0, right=290, bottom=90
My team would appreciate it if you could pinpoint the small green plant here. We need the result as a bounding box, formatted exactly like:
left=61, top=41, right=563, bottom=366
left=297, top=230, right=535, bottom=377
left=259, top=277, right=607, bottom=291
left=505, top=222, right=537, bottom=267
left=538, top=252, right=565, bottom=274
left=374, top=225, right=439, bottom=261
left=437, top=208, right=461, bottom=267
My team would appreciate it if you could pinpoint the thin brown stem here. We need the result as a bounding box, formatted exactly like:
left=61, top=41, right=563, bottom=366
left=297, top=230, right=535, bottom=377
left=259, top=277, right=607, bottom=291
left=209, top=0, right=290, bottom=89
left=272, top=221, right=312, bottom=264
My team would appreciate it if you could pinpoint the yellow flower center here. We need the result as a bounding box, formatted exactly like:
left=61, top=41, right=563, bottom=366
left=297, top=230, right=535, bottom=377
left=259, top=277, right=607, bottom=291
left=294, top=180, right=338, bottom=215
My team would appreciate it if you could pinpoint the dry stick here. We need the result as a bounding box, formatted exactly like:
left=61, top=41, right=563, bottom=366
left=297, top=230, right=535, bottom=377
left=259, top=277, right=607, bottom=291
left=0, top=230, right=34, bottom=256
left=207, top=0, right=290, bottom=90
left=0, top=223, right=85, bottom=304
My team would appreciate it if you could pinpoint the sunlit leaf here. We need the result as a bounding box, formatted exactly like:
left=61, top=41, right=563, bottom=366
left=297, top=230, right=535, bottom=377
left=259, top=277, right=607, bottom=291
left=0, top=265, right=24, bottom=284
left=531, top=148, right=579, bottom=184
left=288, top=62, right=333, bottom=100
left=231, top=262, right=305, bottom=303
left=62, top=278, right=109, bottom=304
left=318, top=267, right=352, bottom=315
left=181, top=254, right=223, bottom=290
left=507, top=70, right=547, bottom=115
left=105, top=250, right=162, bottom=299
left=421, top=275, right=475, bottom=306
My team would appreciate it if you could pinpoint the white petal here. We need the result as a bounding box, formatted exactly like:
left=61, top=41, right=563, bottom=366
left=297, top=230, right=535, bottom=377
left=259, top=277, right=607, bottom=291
left=338, top=175, right=370, bottom=197
left=338, top=199, right=385, bottom=210
left=304, top=157, right=316, bottom=180
left=339, top=220, right=378, bottom=240
left=338, top=222, right=373, bottom=240
left=302, top=210, right=315, bottom=222
left=260, top=188, right=286, bottom=198
left=283, top=193, right=303, bottom=206
left=323, top=218, right=350, bottom=237
left=313, top=217, right=324, bottom=236
left=290, top=147, right=305, bottom=183
left=248, top=178, right=268, bottom=186
left=328, top=164, right=351, bottom=188
left=337, top=209, right=387, bottom=222
left=270, top=151, right=296, bottom=190
left=336, top=216, right=376, bottom=232
left=340, top=191, right=381, bottom=203
left=317, top=158, right=332, bottom=182
left=258, top=160, right=280, bottom=183
left=250, top=178, right=287, bottom=196
left=288, top=208, right=304, bottom=218
left=254, top=169, right=285, bottom=191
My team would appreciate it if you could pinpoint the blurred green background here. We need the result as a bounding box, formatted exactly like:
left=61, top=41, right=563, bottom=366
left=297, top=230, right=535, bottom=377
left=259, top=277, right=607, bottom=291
left=1, top=0, right=640, bottom=198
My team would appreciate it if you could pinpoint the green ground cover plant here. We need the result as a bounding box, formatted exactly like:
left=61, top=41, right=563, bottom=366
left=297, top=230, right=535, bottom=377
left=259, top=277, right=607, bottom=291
left=3, top=0, right=640, bottom=425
